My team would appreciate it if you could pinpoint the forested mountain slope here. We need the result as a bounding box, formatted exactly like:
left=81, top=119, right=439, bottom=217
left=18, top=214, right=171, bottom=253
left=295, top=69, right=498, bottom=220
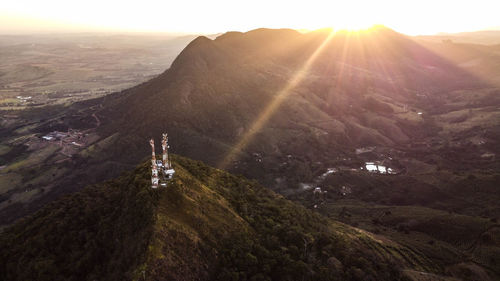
left=1, top=155, right=458, bottom=281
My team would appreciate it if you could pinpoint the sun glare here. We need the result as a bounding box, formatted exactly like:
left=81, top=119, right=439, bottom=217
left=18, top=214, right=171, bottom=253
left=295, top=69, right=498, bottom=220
left=1, top=0, right=499, bottom=34
left=330, top=21, right=376, bottom=33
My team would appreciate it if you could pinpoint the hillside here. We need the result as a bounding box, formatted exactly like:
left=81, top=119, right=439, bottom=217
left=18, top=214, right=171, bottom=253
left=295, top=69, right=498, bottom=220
left=91, top=27, right=500, bottom=186
left=94, top=27, right=486, bottom=163
left=2, top=155, right=476, bottom=281
left=65, top=27, right=499, bottom=187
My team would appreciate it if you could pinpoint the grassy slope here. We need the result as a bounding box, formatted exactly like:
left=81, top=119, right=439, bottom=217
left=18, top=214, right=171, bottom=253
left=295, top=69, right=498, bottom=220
left=0, top=155, right=447, bottom=281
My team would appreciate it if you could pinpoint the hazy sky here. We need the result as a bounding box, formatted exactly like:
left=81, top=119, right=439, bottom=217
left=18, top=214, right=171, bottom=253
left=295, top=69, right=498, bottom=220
left=1, top=0, right=499, bottom=35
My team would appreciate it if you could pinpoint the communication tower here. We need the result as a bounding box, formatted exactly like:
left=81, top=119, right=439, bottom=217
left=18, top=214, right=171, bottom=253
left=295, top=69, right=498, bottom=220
left=150, top=139, right=159, bottom=188
left=150, top=133, right=175, bottom=188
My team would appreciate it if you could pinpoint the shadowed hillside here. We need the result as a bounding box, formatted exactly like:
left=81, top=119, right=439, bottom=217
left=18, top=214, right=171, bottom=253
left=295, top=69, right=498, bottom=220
left=91, top=27, right=489, bottom=178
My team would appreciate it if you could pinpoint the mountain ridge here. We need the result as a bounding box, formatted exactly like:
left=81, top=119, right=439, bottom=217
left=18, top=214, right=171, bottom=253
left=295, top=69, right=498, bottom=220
left=1, top=155, right=431, bottom=281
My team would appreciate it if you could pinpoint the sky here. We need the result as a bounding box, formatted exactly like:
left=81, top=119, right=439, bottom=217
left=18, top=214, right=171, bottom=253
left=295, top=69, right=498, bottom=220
left=1, top=0, right=499, bottom=35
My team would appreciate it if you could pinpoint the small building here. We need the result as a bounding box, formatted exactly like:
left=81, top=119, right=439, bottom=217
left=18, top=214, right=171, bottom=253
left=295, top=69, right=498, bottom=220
left=365, top=162, right=390, bottom=174
left=164, top=168, right=175, bottom=180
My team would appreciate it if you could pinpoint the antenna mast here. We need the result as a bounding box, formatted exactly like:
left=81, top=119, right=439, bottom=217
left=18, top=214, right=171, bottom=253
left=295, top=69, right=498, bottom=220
left=150, top=132, right=175, bottom=188
left=150, top=139, right=159, bottom=188
left=162, top=133, right=170, bottom=169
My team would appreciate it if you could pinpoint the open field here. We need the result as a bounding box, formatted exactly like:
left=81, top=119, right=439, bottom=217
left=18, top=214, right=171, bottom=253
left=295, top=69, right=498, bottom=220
left=0, top=33, right=209, bottom=108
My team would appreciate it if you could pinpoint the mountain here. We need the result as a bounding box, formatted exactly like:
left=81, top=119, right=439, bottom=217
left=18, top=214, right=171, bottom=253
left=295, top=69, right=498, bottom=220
left=2, top=155, right=490, bottom=281
left=91, top=26, right=489, bottom=172
left=2, top=26, right=500, bottom=229
left=86, top=26, right=500, bottom=198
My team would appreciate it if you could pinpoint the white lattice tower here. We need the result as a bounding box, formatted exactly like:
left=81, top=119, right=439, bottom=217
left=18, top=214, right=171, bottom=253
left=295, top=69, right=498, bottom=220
left=162, top=133, right=170, bottom=169
left=150, top=138, right=159, bottom=188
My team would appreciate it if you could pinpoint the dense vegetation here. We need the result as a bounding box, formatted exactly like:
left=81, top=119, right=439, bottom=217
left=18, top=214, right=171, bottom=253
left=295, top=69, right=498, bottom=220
left=289, top=170, right=500, bottom=280
left=0, top=165, right=157, bottom=280
left=1, top=156, right=421, bottom=281
left=172, top=156, right=407, bottom=281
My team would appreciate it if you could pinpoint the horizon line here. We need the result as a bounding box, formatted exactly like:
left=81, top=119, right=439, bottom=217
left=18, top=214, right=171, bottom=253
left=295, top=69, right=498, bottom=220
left=2, top=25, right=500, bottom=37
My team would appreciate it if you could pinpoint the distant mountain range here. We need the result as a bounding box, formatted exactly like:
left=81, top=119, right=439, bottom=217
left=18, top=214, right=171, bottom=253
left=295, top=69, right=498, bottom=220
left=418, top=30, right=500, bottom=45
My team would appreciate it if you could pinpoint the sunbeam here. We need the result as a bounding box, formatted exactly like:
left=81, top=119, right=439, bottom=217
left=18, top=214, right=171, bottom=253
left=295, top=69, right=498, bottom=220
left=218, top=30, right=336, bottom=169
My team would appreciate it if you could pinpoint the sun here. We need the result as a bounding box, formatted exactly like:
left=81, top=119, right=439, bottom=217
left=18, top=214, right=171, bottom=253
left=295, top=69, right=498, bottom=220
left=330, top=20, right=376, bottom=32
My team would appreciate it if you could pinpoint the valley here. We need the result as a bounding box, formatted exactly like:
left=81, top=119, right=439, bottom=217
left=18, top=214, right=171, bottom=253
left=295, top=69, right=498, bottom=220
left=0, top=33, right=204, bottom=108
